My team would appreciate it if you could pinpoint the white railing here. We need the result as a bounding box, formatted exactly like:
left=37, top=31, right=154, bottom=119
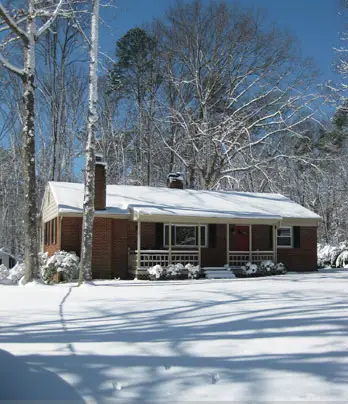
left=128, top=250, right=199, bottom=269
left=229, top=251, right=274, bottom=267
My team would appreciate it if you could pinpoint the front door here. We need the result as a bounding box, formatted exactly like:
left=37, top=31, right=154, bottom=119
left=236, top=226, right=249, bottom=251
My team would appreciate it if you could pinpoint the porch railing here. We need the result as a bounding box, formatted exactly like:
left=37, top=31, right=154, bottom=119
left=129, top=249, right=274, bottom=269
left=229, top=251, right=274, bottom=267
left=128, top=250, right=199, bottom=269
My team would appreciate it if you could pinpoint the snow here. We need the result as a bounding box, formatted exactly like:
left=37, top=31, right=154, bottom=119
left=2, top=271, right=348, bottom=402
left=48, top=182, right=321, bottom=222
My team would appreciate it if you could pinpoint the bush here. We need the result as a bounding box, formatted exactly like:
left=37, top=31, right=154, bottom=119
left=233, top=261, right=286, bottom=278
left=146, top=263, right=203, bottom=280
left=317, top=242, right=348, bottom=268
left=0, top=264, right=9, bottom=282
left=335, top=250, right=348, bottom=268
left=186, top=264, right=203, bottom=279
left=275, top=262, right=287, bottom=274
left=259, top=260, right=275, bottom=275
left=147, top=264, right=166, bottom=280
left=166, top=263, right=185, bottom=279
left=7, top=263, right=25, bottom=284
left=40, top=251, right=79, bottom=284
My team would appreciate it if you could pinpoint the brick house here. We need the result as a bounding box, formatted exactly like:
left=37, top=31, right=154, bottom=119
left=41, top=160, right=321, bottom=278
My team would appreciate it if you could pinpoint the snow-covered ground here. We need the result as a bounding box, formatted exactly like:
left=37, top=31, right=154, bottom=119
left=2, top=271, right=348, bottom=403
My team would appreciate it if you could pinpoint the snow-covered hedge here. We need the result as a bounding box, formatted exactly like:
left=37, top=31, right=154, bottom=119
left=40, top=251, right=79, bottom=284
left=317, top=242, right=348, bottom=268
left=146, top=263, right=203, bottom=280
left=233, top=261, right=287, bottom=278
left=0, top=262, right=25, bottom=284
left=0, top=264, right=9, bottom=282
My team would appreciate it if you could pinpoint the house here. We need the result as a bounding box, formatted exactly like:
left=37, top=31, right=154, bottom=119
left=0, top=249, right=16, bottom=269
left=41, top=159, right=321, bottom=279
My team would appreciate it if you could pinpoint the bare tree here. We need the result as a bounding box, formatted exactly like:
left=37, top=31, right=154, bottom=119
left=0, top=0, right=74, bottom=282
left=153, top=1, right=324, bottom=190
left=79, top=0, right=100, bottom=283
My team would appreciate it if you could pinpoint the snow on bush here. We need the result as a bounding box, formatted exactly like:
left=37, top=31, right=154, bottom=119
left=7, top=262, right=25, bottom=284
left=238, top=262, right=257, bottom=275
left=260, top=260, right=275, bottom=274
left=147, top=263, right=203, bottom=280
left=335, top=251, right=348, bottom=268
left=0, top=264, right=9, bottom=282
left=275, top=262, right=287, bottom=274
left=317, top=242, right=348, bottom=268
left=186, top=264, right=201, bottom=279
left=147, top=264, right=166, bottom=280
left=234, top=261, right=286, bottom=277
left=40, top=251, right=79, bottom=284
left=166, top=263, right=185, bottom=279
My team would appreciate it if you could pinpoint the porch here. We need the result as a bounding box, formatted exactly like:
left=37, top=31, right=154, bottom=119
left=128, top=222, right=277, bottom=272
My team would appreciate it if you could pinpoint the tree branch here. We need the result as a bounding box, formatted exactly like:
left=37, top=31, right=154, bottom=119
left=0, top=54, right=24, bottom=77
left=36, top=0, right=66, bottom=39
left=0, top=4, right=29, bottom=44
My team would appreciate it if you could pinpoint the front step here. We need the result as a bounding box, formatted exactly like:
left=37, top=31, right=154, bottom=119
left=204, top=267, right=236, bottom=279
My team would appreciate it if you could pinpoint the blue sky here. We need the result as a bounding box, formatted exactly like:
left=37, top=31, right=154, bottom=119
left=100, top=0, right=344, bottom=82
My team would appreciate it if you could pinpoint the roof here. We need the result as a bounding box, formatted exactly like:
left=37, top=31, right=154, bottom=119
left=48, top=182, right=321, bottom=224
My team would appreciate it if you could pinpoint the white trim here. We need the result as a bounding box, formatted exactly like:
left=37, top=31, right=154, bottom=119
left=277, top=226, right=293, bottom=248
left=163, top=224, right=208, bottom=248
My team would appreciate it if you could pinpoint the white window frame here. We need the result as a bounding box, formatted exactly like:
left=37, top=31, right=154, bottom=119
left=164, top=224, right=208, bottom=248
left=277, top=226, right=293, bottom=248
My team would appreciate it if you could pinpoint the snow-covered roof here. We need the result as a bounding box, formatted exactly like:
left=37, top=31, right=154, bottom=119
left=48, top=182, right=321, bottom=223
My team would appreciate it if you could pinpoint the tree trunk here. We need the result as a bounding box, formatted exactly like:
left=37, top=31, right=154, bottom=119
left=22, top=2, right=38, bottom=283
left=79, top=0, right=100, bottom=284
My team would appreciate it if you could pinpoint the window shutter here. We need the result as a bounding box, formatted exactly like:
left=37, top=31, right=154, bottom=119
left=293, top=226, right=301, bottom=248
left=269, top=226, right=273, bottom=250
left=156, top=223, right=164, bottom=248
left=208, top=224, right=217, bottom=248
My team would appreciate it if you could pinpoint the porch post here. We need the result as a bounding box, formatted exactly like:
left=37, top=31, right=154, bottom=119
left=249, top=224, right=252, bottom=262
left=273, top=225, right=277, bottom=263
left=198, top=224, right=202, bottom=267
left=136, top=220, right=141, bottom=279
left=168, top=222, right=172, bottom=265
left=226, top=223, right=230, bottom=267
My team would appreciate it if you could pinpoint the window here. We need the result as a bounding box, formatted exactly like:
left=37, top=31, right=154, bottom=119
left=164, top=224, right=207, bottom=247
left=44, top=218, right=58, bottom=245
left=44, top=221, right=50, bottom=245
left=277, top=227, right=292, bottom=247
left=52, top=218, right=56, bottom=244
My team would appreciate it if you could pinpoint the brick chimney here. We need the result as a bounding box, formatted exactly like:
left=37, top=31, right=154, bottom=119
left=94, top=153, right=106, bottom=210
left=167, top=172, right=184, bottom=189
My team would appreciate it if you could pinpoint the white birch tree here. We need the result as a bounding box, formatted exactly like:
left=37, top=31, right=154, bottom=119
left=79, top=0, right=100, bottom=283
left=0, top=0, right=71, bottom=283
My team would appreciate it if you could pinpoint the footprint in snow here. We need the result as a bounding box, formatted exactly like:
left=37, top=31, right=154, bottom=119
left=211, top=373, right=220, bottom=384
left=113, top=382, right=123, bottom=391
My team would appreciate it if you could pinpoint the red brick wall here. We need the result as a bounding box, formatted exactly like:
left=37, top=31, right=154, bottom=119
left=277, top=227, right=317, bottom=271
left=252, top=225, right=272, bottom=251
left=60, top=216, right=130, bottom=279
left=111, top=219, right=128, bottom=279
left=92, top=218, right=112, bottom=278
left=61, top=217, right=82, bottom=255
left=128, top=222, right=157, bottom=250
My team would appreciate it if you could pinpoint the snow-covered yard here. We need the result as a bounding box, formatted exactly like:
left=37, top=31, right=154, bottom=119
left=2, top=271, right=348, bottom=402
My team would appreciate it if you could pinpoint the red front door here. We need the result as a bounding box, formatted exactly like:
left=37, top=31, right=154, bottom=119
left=236, top=226, right=249, bottom=251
